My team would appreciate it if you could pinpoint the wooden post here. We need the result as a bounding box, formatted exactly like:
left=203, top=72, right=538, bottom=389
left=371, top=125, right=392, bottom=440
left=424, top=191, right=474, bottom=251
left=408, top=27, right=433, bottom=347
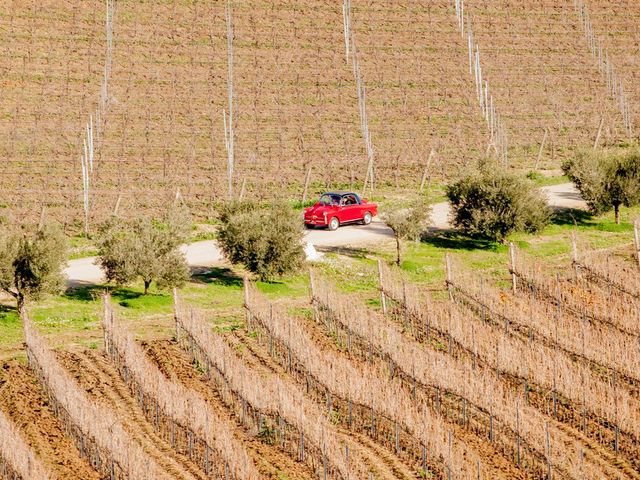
left=377, top=259, right=387, bottom=314
left=571, top=232, right=580, bottom=279
left=534, top=128, right=548, bottom=172
left=509, top=243, right=517, bottom=294
left=419, top=149, right=435, bottom=193
left=238, top=178, right=247, bottom=201
left=445, top=254, right=454, bottom=300
left=634, top=220, right=640, bottom=268
left=38, top=204, right=46, bottom=230
left=172, top=288, right=180, bottom=341
left=112, top=193, right=122, bottom=216
left=593, top=117, right=604, bottom=149
left=302, top=166, right=312, bottom=203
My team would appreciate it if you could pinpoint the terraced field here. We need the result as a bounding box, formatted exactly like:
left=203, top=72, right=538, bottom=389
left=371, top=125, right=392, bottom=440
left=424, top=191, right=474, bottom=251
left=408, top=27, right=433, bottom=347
left=2, top=243, right=640, bottom=479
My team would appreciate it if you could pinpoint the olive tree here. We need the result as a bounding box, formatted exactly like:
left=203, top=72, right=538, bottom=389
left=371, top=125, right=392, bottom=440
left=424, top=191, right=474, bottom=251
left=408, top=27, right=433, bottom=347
left=446, top=171, right=551, bottom=242
left=97, top=205, right=191, bottom=294
left=217, top=200, right=304, bottom=281
left=563, top=149, right=640, bottom=224
left=0, top=224, right=68, bottom=310
left=381, top=199, right=431, bottom=266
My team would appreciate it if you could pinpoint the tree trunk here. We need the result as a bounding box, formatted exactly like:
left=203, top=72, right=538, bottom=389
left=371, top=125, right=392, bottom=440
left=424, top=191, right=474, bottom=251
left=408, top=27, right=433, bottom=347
left=615, top=204, right=620, bottom=225
left=16, top=295, right=25, bottom=313
left=144, top=280, right=151, bottom=295
left=395, top=236, right=401, bottom=266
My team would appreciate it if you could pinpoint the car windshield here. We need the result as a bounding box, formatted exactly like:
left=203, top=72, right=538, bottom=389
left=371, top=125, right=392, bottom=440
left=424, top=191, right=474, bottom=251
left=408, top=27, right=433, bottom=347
left=319, top=194, right=341, bottom=206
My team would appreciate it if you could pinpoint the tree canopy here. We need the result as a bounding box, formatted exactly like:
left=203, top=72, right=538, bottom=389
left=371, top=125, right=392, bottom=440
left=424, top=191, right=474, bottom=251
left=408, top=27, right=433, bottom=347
left=446, top=171, right=551, bottom=242
left=381, top=198, right=432, bottom=266
left=97, top=204, right=191, bottom=294
left=0, top=223, right=68, bottom=309
left=563, top=149, right=640, bottom=224
left=217, top=200, right=304, bottom=281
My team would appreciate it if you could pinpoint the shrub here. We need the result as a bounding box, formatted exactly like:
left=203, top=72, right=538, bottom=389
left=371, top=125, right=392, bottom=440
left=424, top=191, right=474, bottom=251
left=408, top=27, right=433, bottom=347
left=97, top=206, right=191, bottom=294
left=217, top=201, right=304, bottom=280
left=562, top=149, right=640, bottom=224
left=446, top=171, right=551, bottom=242
left=0, top=223, right=67, bottom=309
left=381, top=198, right=432, bottom=266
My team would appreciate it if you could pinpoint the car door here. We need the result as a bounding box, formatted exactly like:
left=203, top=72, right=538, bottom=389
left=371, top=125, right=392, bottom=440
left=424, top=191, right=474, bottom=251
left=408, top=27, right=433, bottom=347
left=339, top=194, right=360, bottom=222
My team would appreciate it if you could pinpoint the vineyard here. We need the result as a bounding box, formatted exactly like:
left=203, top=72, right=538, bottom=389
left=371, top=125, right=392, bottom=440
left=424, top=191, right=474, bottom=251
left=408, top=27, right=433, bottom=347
left=2, top=0, right=640, bottom=228
left=0, top=229, right=638, bottom=479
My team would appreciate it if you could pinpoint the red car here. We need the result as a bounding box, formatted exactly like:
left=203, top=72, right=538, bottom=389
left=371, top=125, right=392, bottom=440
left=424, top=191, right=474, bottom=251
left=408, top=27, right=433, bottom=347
left=304, top=192, right=378, bottom=231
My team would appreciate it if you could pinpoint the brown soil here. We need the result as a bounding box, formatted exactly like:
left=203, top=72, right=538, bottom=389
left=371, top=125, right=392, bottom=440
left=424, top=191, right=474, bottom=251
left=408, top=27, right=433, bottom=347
left=0, top=361, right=101, bottom=480
left=143, top=339, right=317, bottom=480
left=231, top=326, right=522, bottom=480
left=56, top=349, right=206, bottom=480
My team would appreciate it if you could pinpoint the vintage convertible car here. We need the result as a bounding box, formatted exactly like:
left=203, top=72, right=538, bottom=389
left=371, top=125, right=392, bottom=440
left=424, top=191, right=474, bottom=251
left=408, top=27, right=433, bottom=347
left=303, top=192, right=378, bottom=230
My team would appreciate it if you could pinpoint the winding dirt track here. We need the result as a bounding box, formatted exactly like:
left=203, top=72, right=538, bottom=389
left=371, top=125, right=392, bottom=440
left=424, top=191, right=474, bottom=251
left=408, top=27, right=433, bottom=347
left=64, top=184, right=584, bottom=286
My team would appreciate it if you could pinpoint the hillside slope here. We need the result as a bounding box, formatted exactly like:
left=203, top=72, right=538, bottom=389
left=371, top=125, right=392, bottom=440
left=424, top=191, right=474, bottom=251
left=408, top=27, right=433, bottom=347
left=0, top=0, right=638, bottom=228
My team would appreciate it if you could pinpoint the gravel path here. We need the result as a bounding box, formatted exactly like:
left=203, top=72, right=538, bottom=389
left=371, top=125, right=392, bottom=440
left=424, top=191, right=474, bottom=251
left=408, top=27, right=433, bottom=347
left=64, top=183, right=584, bottom=285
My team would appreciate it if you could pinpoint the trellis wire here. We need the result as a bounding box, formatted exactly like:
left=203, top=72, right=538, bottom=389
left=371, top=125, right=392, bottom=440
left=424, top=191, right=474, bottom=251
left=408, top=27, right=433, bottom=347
left=573, top=0, right=633, bottom=137
left=455, top=1, right=508, bottom=165
left=377, top=260, right=633, bottom=478
left=442, top=257, right=640, bottom=459
left=173, top=292, right=350, bottom=480
left=244, top=279, right=466, bottom=480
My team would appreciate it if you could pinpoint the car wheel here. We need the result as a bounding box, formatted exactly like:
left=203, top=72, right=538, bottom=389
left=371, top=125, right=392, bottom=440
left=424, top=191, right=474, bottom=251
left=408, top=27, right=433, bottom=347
left=361, top=212, right=372, bottom=225
left=328, top=217, right=340, bottom=231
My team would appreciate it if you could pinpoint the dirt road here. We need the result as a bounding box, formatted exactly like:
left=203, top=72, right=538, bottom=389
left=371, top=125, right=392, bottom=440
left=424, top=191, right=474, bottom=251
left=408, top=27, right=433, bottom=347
left=64, top=183, right=584, bottom=285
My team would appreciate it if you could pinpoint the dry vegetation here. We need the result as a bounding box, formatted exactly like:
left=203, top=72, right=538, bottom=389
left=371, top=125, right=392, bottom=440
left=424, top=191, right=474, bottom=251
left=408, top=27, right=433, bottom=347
left=2, top=246, right=639, bottom=478
left=22, top=312, right=172, bottom=480
left=0, top=407, right=50, bottom=480
left=244, top=279, right=496, bottom=479
left=102, top=295, right=260, bottom=480
left=2, top=0, right=639, bottom=228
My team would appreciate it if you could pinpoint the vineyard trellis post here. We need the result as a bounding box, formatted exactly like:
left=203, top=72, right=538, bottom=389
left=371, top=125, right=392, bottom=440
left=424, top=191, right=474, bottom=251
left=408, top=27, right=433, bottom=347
left=377, top=259, right=387, bottom=314
left=593, top=117, right=604, bottom=150
left=534, top=128, right=548, bottom=171
left=445, top=254, right=454, bottom=300
left=419, top=149, right=435, bottom=193
left=342, top=0, right=351, bottom=63
left=224, top=0, right=235, bottom=200
left=634, top=219, right=640, bottom=268
left=302, top=166, right=312, bottom=203
left=509, top=243, right=517, bottom=293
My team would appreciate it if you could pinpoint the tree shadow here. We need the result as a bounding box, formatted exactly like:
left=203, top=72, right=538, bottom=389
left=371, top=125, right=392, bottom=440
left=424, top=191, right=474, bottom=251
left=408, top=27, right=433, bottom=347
left=315, top=245, right=370, bottom=258
left=550, top=207, right=594, bottom=227
left=420, top=230, right=501, bottom=252
left=191, top=266, right=243, bottom=287
left=63, top=285, right=107, bottom=302
left=0, top=304, right=16, bottom=315
left=64, top=285, right=144, bottom=303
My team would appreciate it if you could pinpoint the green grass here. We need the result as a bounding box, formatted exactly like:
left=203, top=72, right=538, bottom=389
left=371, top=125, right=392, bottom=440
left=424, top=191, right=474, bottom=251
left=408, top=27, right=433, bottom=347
left=1, top=201, right=638, bottom=360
